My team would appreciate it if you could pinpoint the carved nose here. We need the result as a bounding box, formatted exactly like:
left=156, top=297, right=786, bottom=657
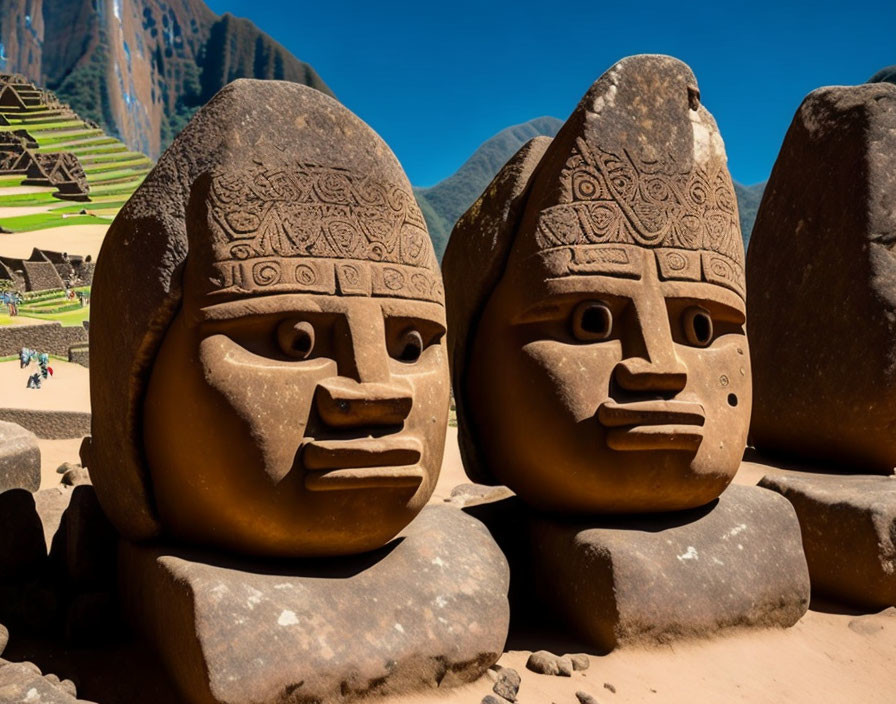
left=614, top=357, right=688, bottom=392
left=315, top=377, right=413, bottom=428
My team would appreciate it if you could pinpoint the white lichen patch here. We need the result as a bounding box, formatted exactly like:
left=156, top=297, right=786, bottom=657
left=722, top=523, right=748, bottom=540
left=431, top=556, right=446, bottom=568
left=689, top=109, right=726, bottom=166
left=677, top=546, right=699, bottom=562
left=394, top=623, right=405, bottom=634
left=277, top=610, right=299, bottom=627
left=592, top=84, right=618, bottom=115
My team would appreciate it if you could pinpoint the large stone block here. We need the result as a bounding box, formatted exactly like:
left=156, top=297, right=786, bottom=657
left=759, top=472, right=896, bottom=608
left=119, top=505, right=509, bottom=704
left=0, top=420, right=40, bottom=493
left=530, top=484, right=810, bottom=651
left=747, top=83, right=896, bottom=471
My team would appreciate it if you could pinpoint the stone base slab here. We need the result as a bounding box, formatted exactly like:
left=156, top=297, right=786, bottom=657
left=760, top=471, right=896, bottom=608
left=119, top=505, right=509, bottom=704
left=530, top=483, right=810, bottom=651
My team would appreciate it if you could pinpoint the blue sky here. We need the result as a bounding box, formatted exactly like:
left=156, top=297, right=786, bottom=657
left=206, top=0, right=893, bottom=188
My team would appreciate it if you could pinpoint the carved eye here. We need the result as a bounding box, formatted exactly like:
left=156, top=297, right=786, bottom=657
left=394, top=328, right=424, bottom=363
left=682, top=306, right=713, bottom=347
left=571, top=301, right=613, bottom=341
left=277, top=319, right=315, bottom=359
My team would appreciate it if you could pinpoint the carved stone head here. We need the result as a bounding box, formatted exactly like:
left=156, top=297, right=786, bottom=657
left=444, top=56, right=751, bottom=514
left=87, top=81, right=448, bottom=556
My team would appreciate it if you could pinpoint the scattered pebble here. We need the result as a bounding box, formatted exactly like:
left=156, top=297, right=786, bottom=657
left=62, top=466, right=90, bottom=486
left=482, top=696, right=503, bottom=704
left=570, top=653, right=590, bottom=671
left=603, top=682, right=616, bottom=693
left=526, top=650, right=573, bottom=677
left=57, top=461, right=81, bottom=475
left=492, top=666, right=520, bottom=701
left=576, top=691, right=599, bottom=704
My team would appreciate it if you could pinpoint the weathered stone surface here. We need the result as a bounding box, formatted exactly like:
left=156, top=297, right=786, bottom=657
left=570, top=654, right=590, bottom=671
left=0, top=421, right=40, bottom=493
left=525, top=651, right=571, bottom=677
left=530, top=484, right=809, bottom=651
left=89, top=79, right=448, bottom=559
left=444, top=54, right=750, bottom=515
left=0, top=624, right=7, bottom=655
left=492, top=666, right=520, bottom=701
left=119, top=505, right=509, bottom=704
left=747, top=83, right=896, bottom=471
left=576, top=692, right=599, bottom=704
left=60, top=466, right=90, bottom=487
left=445, top=483, right=515, bottom=508
left=0, top=658, right=94, bottom=702
left=759, top=472, right=896, bottom=607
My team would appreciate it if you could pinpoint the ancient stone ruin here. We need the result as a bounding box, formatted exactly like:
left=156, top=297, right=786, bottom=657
left=83, top=78, right=508, bottom=704
left=748, top=82, right=896, bottom=608
left=443, top=54, right=810, bottom=651
left=0, top=74, right=90, bottom=201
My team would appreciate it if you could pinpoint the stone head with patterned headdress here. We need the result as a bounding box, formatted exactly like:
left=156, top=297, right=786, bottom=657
left=86, top=80, right=449, bottom=557
left=444, top=55, right=751, bottom=514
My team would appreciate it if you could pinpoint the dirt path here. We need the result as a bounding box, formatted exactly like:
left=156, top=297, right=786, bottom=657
left=0, top=223, right=108, bottom=258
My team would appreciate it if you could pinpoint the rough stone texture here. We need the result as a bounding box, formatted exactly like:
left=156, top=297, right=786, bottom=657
left=90, top=79, right=448, bottom=556
left=61, top=466, right=90, bottom=486
left=759, top=472, right=896, bottom=608
left=444, top=54, right=751, bottom=514
left=525, top=651, right=571, bottom=677
left=0, top=409, right=90, bottom=440
left=0, top=322, right=88, bottom=357
left=0, top=624, right=6, bottom=655
left=21, top=260, right=65, bottom=291
left=67, top=344, right=89, bottom=368
left=570, top=654, right=590, bottom=672
left=0, top=420, right=40, bottom=493
left=492, top=667, right=520, bottom=701
left=119, top=505, right=509, bottom=704
left=576, top=692, right=599, bottom=704
left=0, top=658, right=95, bottom=702
left=747, top=83, right=896, bottom=471
left=530, top=484, right=809, bottom=651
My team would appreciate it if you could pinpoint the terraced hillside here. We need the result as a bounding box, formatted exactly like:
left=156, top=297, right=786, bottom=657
left=0, top=75, right=152, bottom=234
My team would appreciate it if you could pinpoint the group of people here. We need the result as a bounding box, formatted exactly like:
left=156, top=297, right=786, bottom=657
left=20, top=347, right=53, bottom=389
left=1, top=290, right=23, bottom=316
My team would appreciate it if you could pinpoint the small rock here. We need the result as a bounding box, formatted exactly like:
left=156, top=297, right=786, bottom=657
left=446, top=483, right=514, bottom=508
left=0, top=624, right=7, bottom=655
left=557, top=655, right=573, bottom=677
left=56, top=462, right=81, bottom=475
left=0, top=422, right=40, bottom=493
left=526, top=650, right=560, bottom=675
left=481, top=697, right=503, bottom=704
left=604, top=682, right=616, bottom=693
left=492, top=666, right=520, bottom=701
left=576, top=692, right=599, bottom=704
left=61, top=467, right=90, bottom=487
left=570, top=653, right=590, bottom=671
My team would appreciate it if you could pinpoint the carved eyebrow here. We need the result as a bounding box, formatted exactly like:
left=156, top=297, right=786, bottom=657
left=514, top=290, right=630, bottom=324
left=658, top=282, right=746, bottom=320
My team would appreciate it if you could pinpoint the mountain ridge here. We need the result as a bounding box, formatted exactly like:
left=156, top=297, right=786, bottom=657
left=0, top=0, right=332, bottom=158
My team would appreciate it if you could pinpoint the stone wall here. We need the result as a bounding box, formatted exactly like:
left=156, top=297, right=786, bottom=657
left=21, top=261, right=64, bottom=291
left=68, top=344, right=89, bottom=368
left=0, top=409, right=90, bottom=439
left=0, top=322, right=87, bottom=357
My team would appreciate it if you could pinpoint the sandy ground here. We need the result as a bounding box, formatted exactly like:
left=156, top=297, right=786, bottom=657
left=0, top=358, right=90, bottom=413
left=0, top=223, right=108, bottom=258
left=0, top=205, right=58, bottom=217
left=0, top=185, right=54, bottom=195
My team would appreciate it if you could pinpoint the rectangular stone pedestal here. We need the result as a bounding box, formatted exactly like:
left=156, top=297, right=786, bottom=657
left=530, top=483, right=810, bottom=651
left=760, top=471, right=896, bottom=608
left=118, top=505, right=509, bottom=704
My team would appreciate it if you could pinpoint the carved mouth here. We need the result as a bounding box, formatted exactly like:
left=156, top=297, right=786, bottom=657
left=598, top=400, right=705, bottom=452
left=302, top=437, right=423, bottom=491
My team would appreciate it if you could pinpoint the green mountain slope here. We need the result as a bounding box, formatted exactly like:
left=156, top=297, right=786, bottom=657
left=414, top=116, right=562, bottom=257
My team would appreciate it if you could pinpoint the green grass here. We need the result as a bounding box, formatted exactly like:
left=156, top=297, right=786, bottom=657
left=0, top=177, right=25, bottom=188
left=0, top=212, right=111, bottom=231
left=49, top=199, right=128, bottom=214
left=19, top=305, right=89, bottom=327
left=0, top=191, right=60, bottom=206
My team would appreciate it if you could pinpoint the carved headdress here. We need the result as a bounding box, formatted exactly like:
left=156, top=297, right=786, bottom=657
left=443, top=55, right=746, bottom=484
left=88, top=80, right=440, bottom=539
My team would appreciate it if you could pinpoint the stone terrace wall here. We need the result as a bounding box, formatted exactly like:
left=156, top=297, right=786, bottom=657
left=22, top=261, right=64, bottom=291
left=0, top=409, right=90, bottom=439
left=0, top=322, right=87, bottom=357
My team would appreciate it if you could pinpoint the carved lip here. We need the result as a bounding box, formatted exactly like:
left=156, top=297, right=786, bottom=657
left=598, top=400, right=705, bottom=452
left=302, top=437, right=423, bottom=492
